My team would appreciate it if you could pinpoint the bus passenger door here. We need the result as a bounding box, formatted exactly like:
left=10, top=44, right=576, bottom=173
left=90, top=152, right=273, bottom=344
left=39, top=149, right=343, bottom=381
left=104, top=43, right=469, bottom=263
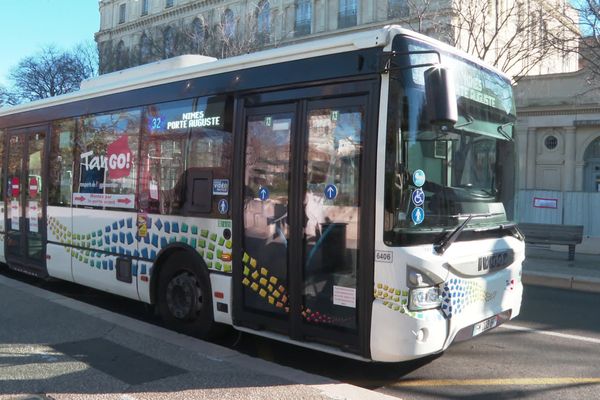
left=234, top=89, right=374, bottom=356
left=237, top=104, right=295, bottom=334
left=5, top=127, right=48, bottom=276
left=299, top=98, right=366, bottom=349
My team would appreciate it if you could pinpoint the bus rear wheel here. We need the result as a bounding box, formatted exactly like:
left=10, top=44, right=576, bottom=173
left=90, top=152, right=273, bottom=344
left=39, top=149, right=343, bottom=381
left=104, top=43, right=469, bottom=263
left=157, top=253, right=216, bottom=338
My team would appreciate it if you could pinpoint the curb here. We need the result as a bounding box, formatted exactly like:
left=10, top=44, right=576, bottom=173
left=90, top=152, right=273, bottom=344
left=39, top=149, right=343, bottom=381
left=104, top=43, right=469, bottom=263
left=522, top=271, right=600, bottom=294
left=0, top=274, right=398, bottom=400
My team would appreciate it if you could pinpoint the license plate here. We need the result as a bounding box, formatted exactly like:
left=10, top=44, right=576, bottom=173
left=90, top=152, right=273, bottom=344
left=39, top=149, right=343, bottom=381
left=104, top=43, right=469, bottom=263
left=472, top=315, right=498, bottom=337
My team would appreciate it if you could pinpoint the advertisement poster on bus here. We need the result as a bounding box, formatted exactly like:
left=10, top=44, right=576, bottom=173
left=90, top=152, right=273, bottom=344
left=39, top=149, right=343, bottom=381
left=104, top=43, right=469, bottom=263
left=77, top=135, right=136, bottom=209
left=72, top=193, right=136, bottom=209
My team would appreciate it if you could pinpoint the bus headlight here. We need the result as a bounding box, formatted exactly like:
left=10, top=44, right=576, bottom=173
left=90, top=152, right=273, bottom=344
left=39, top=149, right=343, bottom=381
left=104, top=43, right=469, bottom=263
left=409, top=287, right=442, bottom=311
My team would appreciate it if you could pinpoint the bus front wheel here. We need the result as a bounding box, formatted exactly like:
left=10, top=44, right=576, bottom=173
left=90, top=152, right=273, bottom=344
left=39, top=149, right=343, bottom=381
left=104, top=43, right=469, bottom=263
left=157, top=253, right=216, bottom=338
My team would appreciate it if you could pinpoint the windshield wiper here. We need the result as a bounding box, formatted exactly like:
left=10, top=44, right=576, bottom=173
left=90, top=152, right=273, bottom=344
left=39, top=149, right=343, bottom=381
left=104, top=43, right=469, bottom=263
left=433, top=214, right=473, bottom=255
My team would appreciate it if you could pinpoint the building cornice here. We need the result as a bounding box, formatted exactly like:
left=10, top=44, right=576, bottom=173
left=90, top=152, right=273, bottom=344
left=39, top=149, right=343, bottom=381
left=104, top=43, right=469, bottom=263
left=96, top=0, right=224, bottom=41
left=518, top=107, right=600, bottom=117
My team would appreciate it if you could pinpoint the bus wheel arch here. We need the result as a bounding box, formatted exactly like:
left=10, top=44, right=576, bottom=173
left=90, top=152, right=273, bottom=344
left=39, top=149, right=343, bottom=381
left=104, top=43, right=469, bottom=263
left=151, top=245, right=216, bottom=338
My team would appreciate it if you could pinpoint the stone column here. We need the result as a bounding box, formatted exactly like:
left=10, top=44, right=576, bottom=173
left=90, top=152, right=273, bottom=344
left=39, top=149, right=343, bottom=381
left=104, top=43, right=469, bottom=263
left=575, top=163, right=585, bottom=192
left=562, top=127, right=576, bottom=191
left=516, top=125, right=528, bottom=190
left=328, top=0, right=338, bottom=31
left=360, top=0, right=373, bottom=25
left=526, top=127, right=537, bottom=189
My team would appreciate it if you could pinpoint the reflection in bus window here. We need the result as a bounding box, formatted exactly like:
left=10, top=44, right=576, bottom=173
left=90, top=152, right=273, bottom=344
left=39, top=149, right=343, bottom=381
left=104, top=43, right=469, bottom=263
left=49, top=119, right=75, bottom=206
left=139, top=97, right=231, bottom=215
left=243, top=114, right=292, bottom=315
left=303, top=106, right=364, bottom=331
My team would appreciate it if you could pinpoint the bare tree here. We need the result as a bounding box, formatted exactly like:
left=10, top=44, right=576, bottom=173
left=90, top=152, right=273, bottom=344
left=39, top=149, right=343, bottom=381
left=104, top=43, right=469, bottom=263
left=181, top=4, right=283, bottom=60
left=8, top=44, right=98, bottom=103
left=0, top=85, right=18, bottom=107
left=399, top=0, right=447, bottom=36
left=447, top=0, right=577, bottom=79
left=73, top=40, right=100, bottom=78
left=211, top=5, right=264, bottom=59
left=564, top=0, right=600, bottom=78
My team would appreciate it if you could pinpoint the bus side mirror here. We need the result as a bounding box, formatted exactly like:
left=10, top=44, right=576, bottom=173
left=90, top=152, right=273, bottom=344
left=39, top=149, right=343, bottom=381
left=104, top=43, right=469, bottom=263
left=424, top=66, right=458, bottom=127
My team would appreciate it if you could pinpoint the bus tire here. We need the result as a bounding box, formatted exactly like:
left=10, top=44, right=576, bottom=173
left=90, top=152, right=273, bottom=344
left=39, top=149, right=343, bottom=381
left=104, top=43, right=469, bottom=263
left=157, top=252, right=216, bottom=339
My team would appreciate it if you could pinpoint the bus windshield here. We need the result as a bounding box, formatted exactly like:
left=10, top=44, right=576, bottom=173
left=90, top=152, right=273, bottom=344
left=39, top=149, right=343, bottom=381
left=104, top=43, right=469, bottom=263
left=384, top=35, right=517, bottom=246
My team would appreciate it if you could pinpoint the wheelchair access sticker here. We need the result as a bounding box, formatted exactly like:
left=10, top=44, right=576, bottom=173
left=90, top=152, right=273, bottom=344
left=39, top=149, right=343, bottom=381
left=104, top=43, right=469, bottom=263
left=412, top=188, right=425, bottom=206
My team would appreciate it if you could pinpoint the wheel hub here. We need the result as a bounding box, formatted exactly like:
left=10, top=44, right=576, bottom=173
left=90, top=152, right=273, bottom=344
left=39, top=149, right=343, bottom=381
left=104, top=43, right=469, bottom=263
left=165, top=272, right=203, bottom=320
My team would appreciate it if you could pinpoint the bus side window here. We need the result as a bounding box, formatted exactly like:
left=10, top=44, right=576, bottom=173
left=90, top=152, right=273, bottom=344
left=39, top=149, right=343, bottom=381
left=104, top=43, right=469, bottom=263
left=140, top=99, right=191, bottom=215
left=49, top=119, right=75, bottom=207
left=139, top=95, right=232, bottom=216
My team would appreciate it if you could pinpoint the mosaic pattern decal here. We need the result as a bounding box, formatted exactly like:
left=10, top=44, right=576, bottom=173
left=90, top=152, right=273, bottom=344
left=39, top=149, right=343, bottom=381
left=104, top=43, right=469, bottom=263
left=241, top=251, right=350, bottom=325
left=440, top=278, right=497, bottom=319
left=374, top=283, right=443, bottom=321
left=241, top=251, right=290, bottom=312
left=375, top=278, right=502, bottom=321
left=47, top=216, right=233, bottom=276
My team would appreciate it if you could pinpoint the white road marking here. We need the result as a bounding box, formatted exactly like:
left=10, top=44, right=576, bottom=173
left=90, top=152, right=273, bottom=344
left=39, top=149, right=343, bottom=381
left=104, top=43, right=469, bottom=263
left=501, top=323, right=600, bottom=345
left=393, top=377, right=600, bottom=387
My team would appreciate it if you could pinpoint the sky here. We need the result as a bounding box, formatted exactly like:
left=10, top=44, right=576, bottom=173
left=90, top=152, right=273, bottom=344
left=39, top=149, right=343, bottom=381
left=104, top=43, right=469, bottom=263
left=0, top=0, right=100, bottom=86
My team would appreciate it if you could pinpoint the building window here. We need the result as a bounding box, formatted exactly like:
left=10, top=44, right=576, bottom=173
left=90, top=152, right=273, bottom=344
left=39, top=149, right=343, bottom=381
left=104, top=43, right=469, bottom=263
left=338, top=0, right=357, bottom=29
left=119, top=3, right=126, bottom=24
left=166, top=0, right=174, bottom=8
left=140, top=33, right=152, bottom=63
left=116, top=40, right=128, bottom=70
left=583, top=137, right=600, bottom=192
left=257, top=0, right=271, bottom=43
left=163, top=26, right=175, bottom=59
left=191, top=18, right=205, bottom=53
left=295, top=0, right=311, bottom=37
left=388, top=0, right=409, bottom=18
left=141, top=0, right=149, bottom=16
left=544, top=135, right=558, bottom=151
left=222, top=9, right=235, bottom=39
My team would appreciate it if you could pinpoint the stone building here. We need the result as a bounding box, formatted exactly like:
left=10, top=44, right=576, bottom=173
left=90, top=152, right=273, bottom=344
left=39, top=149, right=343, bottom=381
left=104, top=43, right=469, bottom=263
left=515, top=70, right=600, bottom=193
left=513, top=69, right=600, bottom=252
left=95, top=0, right=578, bottom=76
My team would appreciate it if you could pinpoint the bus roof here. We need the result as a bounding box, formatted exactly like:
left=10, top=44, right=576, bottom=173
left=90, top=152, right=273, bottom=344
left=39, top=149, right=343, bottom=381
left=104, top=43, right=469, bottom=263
left=0, top=25, right=511, bottom=118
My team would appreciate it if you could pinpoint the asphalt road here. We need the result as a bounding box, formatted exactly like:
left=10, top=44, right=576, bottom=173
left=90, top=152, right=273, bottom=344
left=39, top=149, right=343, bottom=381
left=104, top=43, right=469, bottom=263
left=2, top=267, right=599, bottom=400
left=373, top=285, right=600, bottom=399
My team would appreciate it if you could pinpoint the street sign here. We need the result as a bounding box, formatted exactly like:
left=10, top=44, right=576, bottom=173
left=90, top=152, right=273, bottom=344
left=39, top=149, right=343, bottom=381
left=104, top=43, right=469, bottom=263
left=412, top=188, right=425, bottom=206
left=412, top=207, right=425, bottom=225
left=258, top=186, right=269, bottom=201
left=324, top=184, right=338, bottom=200
left=413, top=169, right=426, bottom=187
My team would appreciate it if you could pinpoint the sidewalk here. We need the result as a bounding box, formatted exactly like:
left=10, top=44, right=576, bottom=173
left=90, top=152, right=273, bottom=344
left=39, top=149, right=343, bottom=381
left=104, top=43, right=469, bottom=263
left=522, top=244, right=600, bottom=293
left=0, top=274, right=395, bottom=400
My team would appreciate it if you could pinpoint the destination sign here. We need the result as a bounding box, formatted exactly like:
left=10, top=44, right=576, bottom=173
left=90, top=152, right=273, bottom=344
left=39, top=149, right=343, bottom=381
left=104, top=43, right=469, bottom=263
left=407, top=43, right=514, bottom=115
left=166, top=111, right=221, bottom=130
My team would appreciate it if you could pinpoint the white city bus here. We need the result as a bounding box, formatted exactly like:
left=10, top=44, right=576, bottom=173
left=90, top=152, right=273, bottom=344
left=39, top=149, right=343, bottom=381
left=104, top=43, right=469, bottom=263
left=0, top=25, right=523, bottom=362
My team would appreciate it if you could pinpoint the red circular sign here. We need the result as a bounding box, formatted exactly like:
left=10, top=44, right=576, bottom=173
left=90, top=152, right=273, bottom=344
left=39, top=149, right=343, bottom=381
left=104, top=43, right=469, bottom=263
left=29, top=177, right=39, bottom=198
